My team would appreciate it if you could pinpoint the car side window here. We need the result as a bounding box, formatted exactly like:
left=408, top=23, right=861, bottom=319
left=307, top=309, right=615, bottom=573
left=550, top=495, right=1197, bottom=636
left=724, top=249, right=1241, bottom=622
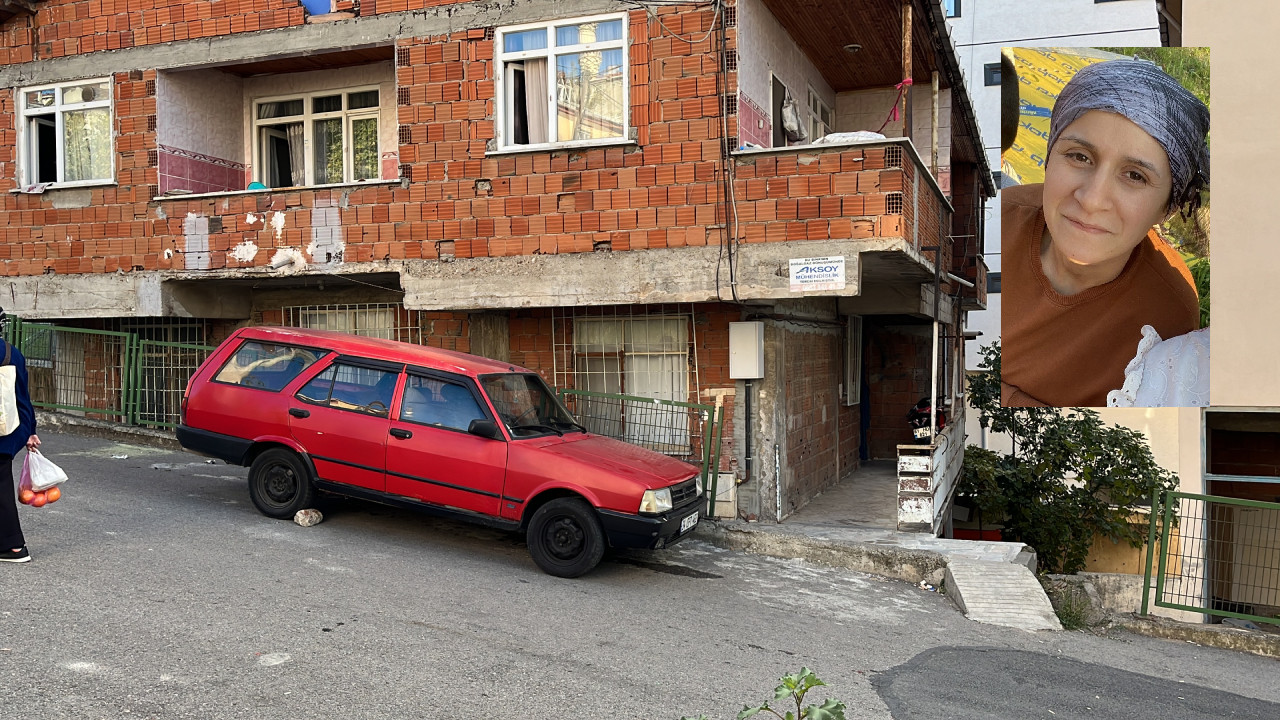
left=399, top=375, right=486, bottom=432
left=296, top=363, right=398, bottom=417
left=213, top=341, right=323, bottom=392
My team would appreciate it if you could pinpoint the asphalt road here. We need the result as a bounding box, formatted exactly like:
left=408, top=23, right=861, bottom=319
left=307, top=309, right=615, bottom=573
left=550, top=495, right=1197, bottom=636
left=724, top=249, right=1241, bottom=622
left=1, top=431, right=1277, bottom=719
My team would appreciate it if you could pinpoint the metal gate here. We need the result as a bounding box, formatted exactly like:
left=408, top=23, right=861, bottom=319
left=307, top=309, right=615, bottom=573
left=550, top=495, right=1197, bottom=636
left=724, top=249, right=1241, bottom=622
left=1143, top=490, right=1280, bottom=626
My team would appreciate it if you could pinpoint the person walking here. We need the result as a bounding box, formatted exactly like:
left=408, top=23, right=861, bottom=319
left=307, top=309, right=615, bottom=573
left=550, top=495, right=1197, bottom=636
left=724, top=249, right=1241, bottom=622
left=0, top=317, right=41, bottom=563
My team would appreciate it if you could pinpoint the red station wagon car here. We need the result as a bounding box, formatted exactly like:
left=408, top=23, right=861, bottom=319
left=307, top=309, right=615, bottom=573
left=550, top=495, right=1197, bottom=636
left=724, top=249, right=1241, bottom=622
left=177, top=326, right=703, bottom=577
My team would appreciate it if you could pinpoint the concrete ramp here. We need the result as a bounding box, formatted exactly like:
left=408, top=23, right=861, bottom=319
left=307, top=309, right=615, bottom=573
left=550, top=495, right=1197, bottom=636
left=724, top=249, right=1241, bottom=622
left=946, top=560, right=1062, bottom=632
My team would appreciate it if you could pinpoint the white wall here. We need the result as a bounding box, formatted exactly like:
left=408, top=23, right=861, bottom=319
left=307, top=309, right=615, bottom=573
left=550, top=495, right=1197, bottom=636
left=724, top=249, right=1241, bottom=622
left=945, top=0, right=1160, bottom=369
left=835, top=86, right=951, bottom=169
left=736, top=0, right=834, bottom=146
left=157, top=69, right=246, bottom=161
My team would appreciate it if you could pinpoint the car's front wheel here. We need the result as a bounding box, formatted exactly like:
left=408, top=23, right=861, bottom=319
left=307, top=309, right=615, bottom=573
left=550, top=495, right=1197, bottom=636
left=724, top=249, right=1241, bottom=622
left=526, top=497, right=605, bottom=578
left=248, top=448, right=315, bottom=519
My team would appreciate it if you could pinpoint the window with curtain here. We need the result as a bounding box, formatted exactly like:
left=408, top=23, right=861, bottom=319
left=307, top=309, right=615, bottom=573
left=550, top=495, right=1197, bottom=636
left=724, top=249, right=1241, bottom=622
left=496, top=13, right=628, bottom=149
left=253, top=87, right=381, bottom=188
left=572, top=316, right=690, bottom=453
left=20, top=79, right=113, bottom=186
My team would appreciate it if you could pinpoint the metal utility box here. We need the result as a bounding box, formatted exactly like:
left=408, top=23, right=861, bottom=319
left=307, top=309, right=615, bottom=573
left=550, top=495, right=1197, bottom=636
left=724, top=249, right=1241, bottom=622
left=729, top=322, right=765, bottom=379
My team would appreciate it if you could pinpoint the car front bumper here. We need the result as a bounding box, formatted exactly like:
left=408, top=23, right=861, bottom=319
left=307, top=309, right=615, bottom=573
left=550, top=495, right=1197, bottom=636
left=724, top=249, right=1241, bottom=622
left=597, top=503, right=702, bottom=550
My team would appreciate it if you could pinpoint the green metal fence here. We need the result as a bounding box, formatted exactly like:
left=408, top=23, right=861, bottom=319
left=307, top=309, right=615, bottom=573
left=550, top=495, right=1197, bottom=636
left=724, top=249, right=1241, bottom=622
left=1143, top=490, right=1280, bottom=626
left=4, top=318, right=215, bottom=429
left=559, top=388, right=725, bottom=515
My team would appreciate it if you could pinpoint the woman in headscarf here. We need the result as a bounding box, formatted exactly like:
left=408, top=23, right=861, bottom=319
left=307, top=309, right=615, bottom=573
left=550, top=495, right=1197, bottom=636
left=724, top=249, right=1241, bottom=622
left=1001, top=58, right=1210, bottom=407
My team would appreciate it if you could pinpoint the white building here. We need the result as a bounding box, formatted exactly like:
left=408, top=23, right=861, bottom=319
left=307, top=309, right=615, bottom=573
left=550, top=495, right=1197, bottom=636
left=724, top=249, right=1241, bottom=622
left=945, top=0, right=1162, bottom=369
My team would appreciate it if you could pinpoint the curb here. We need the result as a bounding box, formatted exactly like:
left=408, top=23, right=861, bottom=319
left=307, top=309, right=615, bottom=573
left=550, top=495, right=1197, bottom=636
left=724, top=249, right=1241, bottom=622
left=36, top=411, right=182, bottom=451
left=1115, top=614, right=1280, bottom=659
left=692, top=520, right=949, bottom=585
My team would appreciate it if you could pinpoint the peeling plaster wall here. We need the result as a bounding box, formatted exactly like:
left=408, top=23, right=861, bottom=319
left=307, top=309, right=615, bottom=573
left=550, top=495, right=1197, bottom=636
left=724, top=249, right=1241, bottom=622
left=736, top=0, right=836, bottom=147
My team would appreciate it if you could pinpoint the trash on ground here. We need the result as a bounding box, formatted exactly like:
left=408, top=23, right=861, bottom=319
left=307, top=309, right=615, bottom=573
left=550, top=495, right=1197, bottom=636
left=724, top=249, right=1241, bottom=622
left=294, top=509, right=323, bottom=527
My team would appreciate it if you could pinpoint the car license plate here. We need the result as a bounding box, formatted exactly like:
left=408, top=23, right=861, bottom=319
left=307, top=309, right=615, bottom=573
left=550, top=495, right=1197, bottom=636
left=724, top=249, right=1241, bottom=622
left=680, top=511, right=699, bottom=534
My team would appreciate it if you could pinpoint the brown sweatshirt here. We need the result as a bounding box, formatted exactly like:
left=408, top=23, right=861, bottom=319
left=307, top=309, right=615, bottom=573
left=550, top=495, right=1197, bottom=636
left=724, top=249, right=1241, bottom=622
left=1000, top=183, right=1198, bottom=407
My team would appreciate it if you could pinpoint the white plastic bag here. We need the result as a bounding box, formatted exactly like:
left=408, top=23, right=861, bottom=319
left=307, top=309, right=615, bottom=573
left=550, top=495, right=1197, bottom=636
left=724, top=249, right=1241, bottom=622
left=0, top=364, right=17, bottom=436
left=25, top=448, right=67, bottom=492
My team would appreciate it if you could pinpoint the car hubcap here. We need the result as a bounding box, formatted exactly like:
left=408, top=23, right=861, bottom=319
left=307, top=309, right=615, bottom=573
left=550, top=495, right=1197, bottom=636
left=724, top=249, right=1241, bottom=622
left=546, top=517, right=584, bottom=560
left=264, top=465, right=296, bottom=504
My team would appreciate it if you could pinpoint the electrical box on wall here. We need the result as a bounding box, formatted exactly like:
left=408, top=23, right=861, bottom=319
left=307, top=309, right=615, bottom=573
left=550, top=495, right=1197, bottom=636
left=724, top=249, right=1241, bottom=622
left=729, top=322, right=765, bottom=379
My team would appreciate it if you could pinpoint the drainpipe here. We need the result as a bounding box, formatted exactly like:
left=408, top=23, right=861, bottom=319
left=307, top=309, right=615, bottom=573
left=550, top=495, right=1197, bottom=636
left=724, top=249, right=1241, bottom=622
left=774, top=443, right=782, bottom=523
left=743, top=379, right=753, bottom=484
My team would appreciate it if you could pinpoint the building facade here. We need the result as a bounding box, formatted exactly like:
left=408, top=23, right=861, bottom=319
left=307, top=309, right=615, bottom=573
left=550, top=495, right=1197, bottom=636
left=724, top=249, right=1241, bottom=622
left=0, top=0, right=990, bottom=525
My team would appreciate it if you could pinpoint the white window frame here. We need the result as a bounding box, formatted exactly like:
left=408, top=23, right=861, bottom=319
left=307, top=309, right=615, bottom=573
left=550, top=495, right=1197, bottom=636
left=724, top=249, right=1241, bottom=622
left=19, top=77, right=115, bottom=187
left=807, top=87, right=833, bottom=142
left=494, top=12, right=630, bottom=151
left=250, top=85, right=382, bottom=188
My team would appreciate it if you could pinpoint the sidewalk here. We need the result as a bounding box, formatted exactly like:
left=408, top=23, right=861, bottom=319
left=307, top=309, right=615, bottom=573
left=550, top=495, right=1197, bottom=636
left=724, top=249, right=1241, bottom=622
left=691, top=460, right=1058, bottom=631
left=691, top=460, right=1280, bottom=655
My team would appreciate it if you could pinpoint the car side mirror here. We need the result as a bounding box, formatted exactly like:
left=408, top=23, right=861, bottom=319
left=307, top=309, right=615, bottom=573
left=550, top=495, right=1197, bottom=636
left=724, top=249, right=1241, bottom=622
left=468, top=419, right=504, bottom=440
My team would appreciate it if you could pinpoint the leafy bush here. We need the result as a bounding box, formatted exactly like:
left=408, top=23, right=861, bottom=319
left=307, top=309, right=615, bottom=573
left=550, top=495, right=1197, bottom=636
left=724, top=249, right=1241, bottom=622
left=959, top=343, right=1178, bottom=574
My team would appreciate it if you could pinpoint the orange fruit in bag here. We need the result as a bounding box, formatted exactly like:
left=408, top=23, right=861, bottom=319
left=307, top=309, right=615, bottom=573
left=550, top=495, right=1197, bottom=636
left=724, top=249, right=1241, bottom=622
left=46, top=486, right=61, bottom=503
left=30, top=492, right=47, bottom=508
left=18, top=488, right=34, bottom=505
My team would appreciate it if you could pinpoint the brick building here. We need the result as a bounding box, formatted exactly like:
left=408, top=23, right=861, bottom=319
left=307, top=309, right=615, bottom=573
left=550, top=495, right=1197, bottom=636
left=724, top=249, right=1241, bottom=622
left=0, top=0, right=990, bottom=526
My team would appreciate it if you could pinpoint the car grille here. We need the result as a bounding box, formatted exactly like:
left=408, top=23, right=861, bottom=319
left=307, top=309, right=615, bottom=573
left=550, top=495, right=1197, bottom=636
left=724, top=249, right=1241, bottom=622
left=669, top=477, right=700, bottom=508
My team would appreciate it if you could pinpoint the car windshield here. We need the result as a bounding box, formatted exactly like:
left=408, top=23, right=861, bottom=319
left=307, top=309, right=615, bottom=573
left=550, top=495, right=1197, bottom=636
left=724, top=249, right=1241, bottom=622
left=480, top=373, right=582, bottom=437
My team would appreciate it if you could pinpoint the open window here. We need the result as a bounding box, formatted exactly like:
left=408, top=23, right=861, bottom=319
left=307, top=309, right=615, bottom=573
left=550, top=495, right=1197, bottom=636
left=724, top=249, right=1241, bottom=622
left=253, top=88, right=380, bottom=188
left=496, top=13, right=628, bottom=149
left=19, top=79, right=113, bottom=186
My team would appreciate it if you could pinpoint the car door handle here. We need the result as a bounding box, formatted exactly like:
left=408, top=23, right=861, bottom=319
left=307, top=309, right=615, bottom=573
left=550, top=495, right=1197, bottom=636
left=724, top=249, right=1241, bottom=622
left=390, top=428, right=413, bottom=439
left=289, top=408, right=310, bottom=418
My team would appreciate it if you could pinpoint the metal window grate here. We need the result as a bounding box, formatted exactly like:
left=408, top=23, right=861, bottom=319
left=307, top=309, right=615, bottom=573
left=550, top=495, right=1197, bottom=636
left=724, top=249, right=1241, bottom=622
left=885, top=145, right=903, bottom=168
left=117, top=319, right=211, bottom=428
left=283, top=303, right=430, bottom=345
left=552, top=305, right=701, bottom=455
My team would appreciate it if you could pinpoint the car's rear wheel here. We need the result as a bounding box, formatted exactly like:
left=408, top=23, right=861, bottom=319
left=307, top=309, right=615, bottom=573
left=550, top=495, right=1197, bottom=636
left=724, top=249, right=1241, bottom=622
left=527, top=497, right=605, bottom=578
left=249, top=448, right=315, bottom=519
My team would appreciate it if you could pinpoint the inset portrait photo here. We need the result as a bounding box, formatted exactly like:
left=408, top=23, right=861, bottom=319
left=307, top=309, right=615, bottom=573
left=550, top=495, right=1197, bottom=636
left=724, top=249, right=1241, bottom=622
left=999, top=47, right=1210, bottom=408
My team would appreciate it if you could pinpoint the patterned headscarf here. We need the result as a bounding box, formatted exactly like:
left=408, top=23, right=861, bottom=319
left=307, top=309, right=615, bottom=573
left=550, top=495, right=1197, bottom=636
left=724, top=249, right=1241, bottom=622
left=1048, top=59, right=1209, bottom=214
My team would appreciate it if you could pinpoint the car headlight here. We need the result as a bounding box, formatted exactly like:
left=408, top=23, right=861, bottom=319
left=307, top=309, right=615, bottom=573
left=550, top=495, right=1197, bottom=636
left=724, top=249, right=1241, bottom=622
left=695, top=474, right=704, bottom=496
left=639, top=488, right=673, bottom=514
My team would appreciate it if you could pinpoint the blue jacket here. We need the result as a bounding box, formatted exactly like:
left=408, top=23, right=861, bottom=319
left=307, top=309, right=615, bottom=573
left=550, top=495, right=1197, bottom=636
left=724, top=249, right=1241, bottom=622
left=0, top=339, right=36, bottom=458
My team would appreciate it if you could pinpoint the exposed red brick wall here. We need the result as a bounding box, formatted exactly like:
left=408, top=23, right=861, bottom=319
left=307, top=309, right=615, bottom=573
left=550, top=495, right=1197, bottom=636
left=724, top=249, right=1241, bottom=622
left=0, top=0, right=306, bottom=62
left=864, top=323, right=932, bottom=459
left=781, top=327, right=842, bottom=514
left=0, top=4, right=933, bottom=278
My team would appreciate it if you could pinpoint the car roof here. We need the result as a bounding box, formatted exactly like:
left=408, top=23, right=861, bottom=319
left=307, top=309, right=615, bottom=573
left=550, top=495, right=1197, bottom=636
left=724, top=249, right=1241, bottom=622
left=232, top=326, right=529, bottom=377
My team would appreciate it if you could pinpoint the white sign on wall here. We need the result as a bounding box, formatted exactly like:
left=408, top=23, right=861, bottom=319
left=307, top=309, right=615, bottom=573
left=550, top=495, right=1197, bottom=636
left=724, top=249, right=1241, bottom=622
left=789, top=256, right=846, bottom=292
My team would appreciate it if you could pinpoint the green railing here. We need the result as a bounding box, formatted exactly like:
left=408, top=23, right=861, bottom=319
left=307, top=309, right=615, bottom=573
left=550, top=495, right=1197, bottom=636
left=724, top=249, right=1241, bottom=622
left=558, top=388, right=725, bottom=515
left=132, top=339, right=217, bottom=428
left=1143, top=490, right=1280, bottom=626
left=4, top=318, right=215, bottom=429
